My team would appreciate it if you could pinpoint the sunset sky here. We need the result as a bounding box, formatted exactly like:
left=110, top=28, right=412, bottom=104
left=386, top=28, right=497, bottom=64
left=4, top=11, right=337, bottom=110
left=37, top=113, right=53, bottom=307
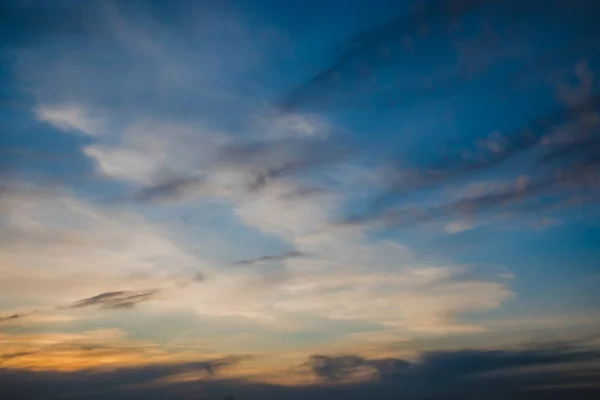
left=1, top=1, right=600, bottom=399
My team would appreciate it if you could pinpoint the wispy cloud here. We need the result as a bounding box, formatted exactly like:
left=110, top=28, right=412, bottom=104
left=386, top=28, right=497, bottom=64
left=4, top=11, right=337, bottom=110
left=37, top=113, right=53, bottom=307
left=35, top=104, right=105, bottom=136
left=279, top=0, right=493, bottom=111
left=235, top=250, right=304, bottom=266
left=0, top=328, right=246, bottom=375
left=69, top=290, right=159, bottom=310
left=344, top=89, right=600, bottom=230
left=0, top=313, right=28, bottom=323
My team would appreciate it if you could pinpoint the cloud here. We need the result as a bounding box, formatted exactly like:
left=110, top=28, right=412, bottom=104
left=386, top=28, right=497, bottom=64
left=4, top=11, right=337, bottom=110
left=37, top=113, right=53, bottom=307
left=69, top=290, right=159, bottom=310
left=344, top=89, right=600, bottom=230
left=302, top=338, right=600, bottom=398
left=1, top=337, right=599, bottom=400
left=278, top=0, right=493, bottom=111
left=35, top=104, right=105, bottom=136
left=0, top=178, right=512, bottom=335
left=278, top=0, right=600, bottom=112
left=0, top=351, right=37, bottom=361
left=1, top=0, right=524, bottom=347
left=7, top=2, right=599, bottom=378
left=123, top=133, right=347, bottom=204
left=307, top=354, right=410, bottom=381
left=0, top=178, right=507, bottom=332
left=307, top=354, right=370, bottom=381
left=0, top=313, right=28, bottom=323
left=82, top=121, right=228, bottom=187
left=271, top=1, right=600, bottom=232
left=235, top=250, right=304, bottom=266
left=0, top=328, right=248, bottom=376
left=270, top=269, right=512, bottom=333
left=397, top=93, right=598, bottom=189
left=445, top=220, right=475, bottom=233
left=0, top=182, right=211, bottom=310
left=129, top=177, right=208, bottom=204
left=110, top=356, right=244, bottom=385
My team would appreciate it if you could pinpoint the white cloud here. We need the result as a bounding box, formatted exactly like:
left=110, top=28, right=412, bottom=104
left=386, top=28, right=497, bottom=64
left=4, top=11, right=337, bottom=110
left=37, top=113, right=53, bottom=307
left=0, top=184, right=209, bottom=306
left=0, top=181, right=513, bottom=334
left=35, top=104, right=104, bottom=136
left=445, top=220, right=475, bottom=233
left=83, top=120, right=230, bottom=185
left=259, top=113, right=331, bottom=140
left=234, top=180, right=336, bottom=240
left=7, top=1, right=517, bottom=340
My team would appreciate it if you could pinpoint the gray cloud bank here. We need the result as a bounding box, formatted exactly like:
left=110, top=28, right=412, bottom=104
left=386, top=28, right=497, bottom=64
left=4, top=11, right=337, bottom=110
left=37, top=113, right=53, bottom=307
left=1, top=337, right=600, bottom=399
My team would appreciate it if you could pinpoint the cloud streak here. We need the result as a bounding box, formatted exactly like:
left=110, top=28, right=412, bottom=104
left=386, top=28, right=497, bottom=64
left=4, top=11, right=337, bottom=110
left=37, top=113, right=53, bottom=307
left=344, top=90, right=600, bottom=229
left=0, top=313, right=28, bottom=323
left=279, top=0, right=492, bottom=111
left=235, top=250, right=304, bottom=266
left=69, top=290, right=160, bottom=310
left=278, top=0, right=600, bottom=112
left=125, top=135, right=351, bottom=205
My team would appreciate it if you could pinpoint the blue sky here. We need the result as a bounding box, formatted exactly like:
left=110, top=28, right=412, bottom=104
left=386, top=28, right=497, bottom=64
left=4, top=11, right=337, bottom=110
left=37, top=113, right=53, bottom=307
left=1, top=1, right=600, bottom=399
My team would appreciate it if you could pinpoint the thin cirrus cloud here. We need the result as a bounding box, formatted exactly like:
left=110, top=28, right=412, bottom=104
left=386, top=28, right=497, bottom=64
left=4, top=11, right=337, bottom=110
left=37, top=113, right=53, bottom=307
left=0, top=313, right=28, bottom=323
left=0, top=329, right=245, bottom=376
left=68, top=290, right=160, bottom=310
left=278, top=0, right=598, bottom=112
left=342, top=75, right=600, bottom=231
left=234, top=250, right=304, bottom=266
left=123, top=135, right=350, bottom=205
left=278, top=0, right=491, bottom=111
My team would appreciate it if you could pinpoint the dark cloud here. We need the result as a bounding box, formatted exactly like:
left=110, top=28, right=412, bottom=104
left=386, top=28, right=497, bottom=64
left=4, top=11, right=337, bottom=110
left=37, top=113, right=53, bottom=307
left=0, top=312, right=28, bottom=323
left=165, top=271, right=206, bottom=288
left=279, top=185, right=327, bottom=201
left=0, top=351, right=37, bottom=361
left=235, top=250, right=304, bottom=266
left=0, top=274, right=202, bottom=322
left=191, top=272, right=205, bottom=283
left=69, top=290, right=159, bottom=310
left=131, top=177, right=205, bottom=204
left=1, top=339, right=599, bottom=400
left=217, top=138, right=352, bottom=192
left=307, top=354, right=410, bottom=381
left=0, top=356, right=245, bottom=399
left=304, top=339, right=600, bottom=399
left=112, top=356, right=243, bottom=381
left=308, top=354, right=368, bottom=381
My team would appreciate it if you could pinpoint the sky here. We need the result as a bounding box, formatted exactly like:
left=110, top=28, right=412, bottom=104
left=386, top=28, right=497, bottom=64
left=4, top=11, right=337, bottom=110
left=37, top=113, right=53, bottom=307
left=1, top=0, right=600, bottom=399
